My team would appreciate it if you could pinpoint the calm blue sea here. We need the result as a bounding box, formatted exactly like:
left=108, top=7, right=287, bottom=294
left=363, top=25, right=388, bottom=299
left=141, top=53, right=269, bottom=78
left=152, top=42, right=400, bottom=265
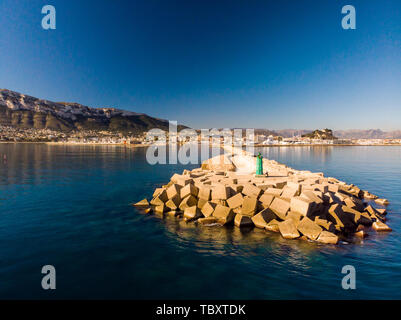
left=0, top=144, right=400, bottom=299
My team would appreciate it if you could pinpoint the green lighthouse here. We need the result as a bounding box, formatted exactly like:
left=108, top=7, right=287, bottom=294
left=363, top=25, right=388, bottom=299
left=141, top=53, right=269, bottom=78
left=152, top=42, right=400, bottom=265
left=256, top=152, right=264, bottom=176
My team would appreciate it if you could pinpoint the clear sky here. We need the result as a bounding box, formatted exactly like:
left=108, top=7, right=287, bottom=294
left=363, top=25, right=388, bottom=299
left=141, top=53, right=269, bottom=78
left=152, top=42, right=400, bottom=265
left=0, top=0, right=400, bottom=130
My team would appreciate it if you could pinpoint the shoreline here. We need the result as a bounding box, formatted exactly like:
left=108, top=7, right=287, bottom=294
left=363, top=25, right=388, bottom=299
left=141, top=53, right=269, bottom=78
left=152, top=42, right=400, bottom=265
left=254, top=143, right=401, bottom=147
left=0, top=141, right=401, bottom=147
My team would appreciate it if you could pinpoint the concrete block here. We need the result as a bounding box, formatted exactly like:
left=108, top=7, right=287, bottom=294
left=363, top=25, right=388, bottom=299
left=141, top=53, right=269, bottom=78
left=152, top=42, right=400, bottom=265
left=281, top=186, right=299, bottom=200
left=343, top=206, right=372, bottom=226
left=265, top=219, right=280, bottom=232
left=224, top=178, right=238, bottom=185
left=334, top=192, right=348, bottom=202
left=372, top=220, right=392, bottom=232
left=234, top=214, right=254, bottom=228
left=375, top=198, right=389, bottom=206
left=314, top=217, right=336, bottom=233
left=180, top=184, right=199, bottom=199
left=286, top=181, right=301, bottom=193
left=190, top=171, right=205, bottom=178
left=169, top=193, right=181, bottom=207
left=133, top=198, right=149, bottom=207
left=290, top=196, right=315, bottom=216
left=201, top=201, right=216, bottom=217
left=242, top=184, right=263, bottom=198
left=179, top=195, right=198, bottom=211
left=329, top=204, right=357, bottom=230
left=183, top=206, right=203, bottom=221
left=251, top=208, right=277, bottom=229
left=166, top=184, right=182, bottom=199
left=316, top=231, right=339, bottom=244
left=150, top=195, right=165, bottom=206
left=255, top=184, right=270, bottom=192
left=366, top=205, right=386, bottom=221
left=166, top=199, right=178, bottom=210
left=226, top=193, right=244, bottom=209
left=327, top=184, right=339, bottom=193
left=212, top=204, right=235, bottom=225
left=377, top=208, right=387, bottom=215
left=324, top=192, right=341, bottom=204
left=211, top=185, right=230, bottom=200
left=176, top=177, right=194, bottom=187
left=210, top=199, right=227, bottom=206
left=278, top=220, right=300, bottom=239
left=269, top=197, right=290, bottom=220
left=259, top=194, right=275, bottom=208
left=327, top=204, right=345, bottom=229
left=229, top=184, right=243, bottom=193
left=154, top=203, right=166, bottom=214
left=286, top=211, right=303, bottom=225
left=274, top=181, right=287, bottom=189
left=198, top=185, right=212, bottom=200
left=197, top=217, right=218, bottom=225
left=313, top=184, right=329, bottom=193
left=166, top=210, right=180, bottom=217
left=265, top=188, right=282, bottom=197
left=301, top=191, right=323, bottom=205
left=152, top=188, right=164, bottom=198
left=170, top=173, right=183, bottom=183
left=344, top=197, right=364, bottom=212
left=241, top=196, right=258, bottom=216
left=153, top=188, right=168, bottom=202
left=297, top=217, right=323, bottom=240
left=197, top=198, right=208, bottom=209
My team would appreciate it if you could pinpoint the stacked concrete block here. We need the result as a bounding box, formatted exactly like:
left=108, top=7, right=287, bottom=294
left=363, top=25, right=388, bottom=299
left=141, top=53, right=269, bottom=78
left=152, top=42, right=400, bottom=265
left=134, top=154, right=392, bottom=245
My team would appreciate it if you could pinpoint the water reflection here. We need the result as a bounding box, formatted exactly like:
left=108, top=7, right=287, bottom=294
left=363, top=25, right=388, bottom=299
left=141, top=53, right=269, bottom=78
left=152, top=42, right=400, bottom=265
left=260, top=146, right=333, bottom=168
left=158, top=211, right=344, bottom=272
left=0, top=143, right=137, bottom=186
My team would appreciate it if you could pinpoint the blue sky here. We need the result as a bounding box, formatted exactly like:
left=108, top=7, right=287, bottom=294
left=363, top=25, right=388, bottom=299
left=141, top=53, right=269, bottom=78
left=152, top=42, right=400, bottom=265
left=0, top=0, right=400, bottom=130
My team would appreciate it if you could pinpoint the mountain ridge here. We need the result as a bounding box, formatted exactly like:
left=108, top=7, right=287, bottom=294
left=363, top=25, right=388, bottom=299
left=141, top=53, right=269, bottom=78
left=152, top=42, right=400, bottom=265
left=236, top=128, right=401, bottom=139
left=334, top=129, right=401, bottom=139
left=0, top=89, right=186, bottom=134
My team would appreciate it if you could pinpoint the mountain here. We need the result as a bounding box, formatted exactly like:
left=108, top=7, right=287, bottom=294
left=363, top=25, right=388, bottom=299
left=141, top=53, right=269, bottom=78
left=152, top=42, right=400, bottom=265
left=0, top=89, right=186, bottom=134
left=302, top=128, right=337, bottom=140
left=263, top=129, right=401, bottom=139
left=334, top=129, right=401, bottom=139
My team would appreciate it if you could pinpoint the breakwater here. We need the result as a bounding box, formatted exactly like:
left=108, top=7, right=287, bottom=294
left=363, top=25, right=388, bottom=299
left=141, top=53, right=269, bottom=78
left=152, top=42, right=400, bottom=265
left=134, top=148, right=391, bottom=244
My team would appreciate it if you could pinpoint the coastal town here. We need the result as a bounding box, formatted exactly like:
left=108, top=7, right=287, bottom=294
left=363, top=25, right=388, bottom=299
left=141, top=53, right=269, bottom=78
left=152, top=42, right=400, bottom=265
left=0, top=125, right=144, bottom=144
left=1, top=125, right=401, bottom=146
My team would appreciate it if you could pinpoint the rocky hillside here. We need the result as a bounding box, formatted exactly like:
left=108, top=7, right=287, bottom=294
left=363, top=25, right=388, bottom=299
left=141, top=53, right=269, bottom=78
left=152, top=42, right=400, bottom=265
left=334, top=129, right=401, bottom=139
left=0, top=89, right=186, bottom=133
left=302, top=129, right=337, bottom=140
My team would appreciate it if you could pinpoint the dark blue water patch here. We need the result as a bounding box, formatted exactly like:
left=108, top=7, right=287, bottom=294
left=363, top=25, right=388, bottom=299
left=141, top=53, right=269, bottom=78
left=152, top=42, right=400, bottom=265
left=0, top=144, right=400, bottom=299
